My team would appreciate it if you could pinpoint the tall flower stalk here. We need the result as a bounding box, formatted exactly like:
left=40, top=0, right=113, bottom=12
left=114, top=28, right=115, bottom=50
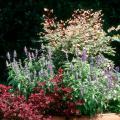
left=6, top=46, right=55, bottom=98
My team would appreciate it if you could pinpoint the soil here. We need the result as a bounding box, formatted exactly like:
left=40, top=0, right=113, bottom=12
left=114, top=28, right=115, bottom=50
left=52, top=113, right=120, bottom=120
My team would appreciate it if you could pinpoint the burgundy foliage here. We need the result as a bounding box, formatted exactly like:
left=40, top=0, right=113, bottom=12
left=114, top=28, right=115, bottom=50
left=0, top=84, right=51, bottom=120
left=0, top=69, right=84, bottom=119
left=32, top=68, right=84, bottom=116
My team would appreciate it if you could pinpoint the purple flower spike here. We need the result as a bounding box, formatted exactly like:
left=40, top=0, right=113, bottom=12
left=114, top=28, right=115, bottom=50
left=81, top=48, right=87, bottom=62
left=115, top=66, right=120, bottom=72
left=13, top=50, right=17, bottom=58
left=48, top=64, right=53, bottom=76
left=7, top=52, right=10, bottom=60
left=31, top=52, right=35, bottom=58
left=24, top=46, right=27, bottom=54
left=108, top=75, right=113, bottom=89
left=104, top=70, right=113, bottom=89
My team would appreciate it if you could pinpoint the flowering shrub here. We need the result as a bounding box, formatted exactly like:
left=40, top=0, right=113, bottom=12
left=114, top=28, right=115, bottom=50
left=42, top=9, right=115, bottom=69
left=59, top=49, right=120, bottom=116
left=3, top=50, right=120, bottom=119
left=5, top=43, right=120, bottom=118
left=6, top=46, right=55, bottom=98
left=43, top=9, right=114, bottom=56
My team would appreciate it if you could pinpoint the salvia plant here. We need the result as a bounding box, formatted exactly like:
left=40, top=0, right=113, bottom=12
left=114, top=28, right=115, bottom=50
left=6, top=45, right=55, bottom=98
left=62, top=49, right=120, bottom=116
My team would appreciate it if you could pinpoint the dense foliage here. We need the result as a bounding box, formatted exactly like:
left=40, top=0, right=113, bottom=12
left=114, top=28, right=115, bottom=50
left=44, top=9, right=114, bottom=56
left=6, top=46, right=54, bottom=98
left=43, top=9, right=115, bottom=69
left=4, top=49, right=120, bottom=119
left=0, top=0, right=120, bottom=119
left=0, top=69, right=85, bottom=119
left=0, top=84, right=51, bottom=120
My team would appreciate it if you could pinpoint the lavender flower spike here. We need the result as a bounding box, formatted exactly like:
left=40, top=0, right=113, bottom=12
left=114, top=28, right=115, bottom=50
left=115, top=66, right=120, bottom=72
left=24, top=46, right=27, bottom=54
left=6, top=52, right=10, bottom=60
left=13, top=50, right=17, bottom=58
left=81, top=48, right=87, bottom=61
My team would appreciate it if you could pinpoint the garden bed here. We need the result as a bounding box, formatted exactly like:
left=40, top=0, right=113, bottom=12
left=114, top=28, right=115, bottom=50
left=52, top=113, right=120, bottom=120
left=3, top=48, right=120, bottom=120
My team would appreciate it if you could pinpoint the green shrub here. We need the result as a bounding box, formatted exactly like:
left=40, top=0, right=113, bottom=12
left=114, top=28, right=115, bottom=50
left=62, top=53, right=120, bottom=116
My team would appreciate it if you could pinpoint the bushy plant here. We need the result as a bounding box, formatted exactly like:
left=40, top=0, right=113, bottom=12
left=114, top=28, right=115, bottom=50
left=43, top=9, right=114, bottom=56
left=6, top=46, right=120, bottom=117
left=6, top=46, right=55, bottom=98
left=0, top=69, right=85, bottom=119
left=42, top=9, right=115, bottom=69
left=0, top=84, right=52, bottom=120
left=30, top=68, right=84, bottom=116
left=62, top=51, right=120, bottom=116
